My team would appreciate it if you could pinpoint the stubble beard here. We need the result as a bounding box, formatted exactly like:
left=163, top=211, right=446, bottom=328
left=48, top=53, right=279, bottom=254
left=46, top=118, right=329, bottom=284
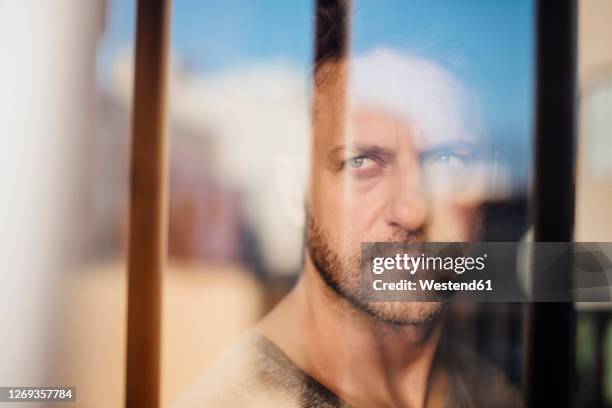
left=305, top=210, right=444, bottom=327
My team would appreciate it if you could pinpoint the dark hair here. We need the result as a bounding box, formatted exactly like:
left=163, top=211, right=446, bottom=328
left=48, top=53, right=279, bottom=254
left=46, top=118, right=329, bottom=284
left=314, top=0, right=350, bottom=76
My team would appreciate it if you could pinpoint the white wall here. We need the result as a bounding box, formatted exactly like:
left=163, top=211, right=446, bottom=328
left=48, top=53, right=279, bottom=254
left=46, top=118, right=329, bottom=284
left=0, top=0, right=105, bottom=388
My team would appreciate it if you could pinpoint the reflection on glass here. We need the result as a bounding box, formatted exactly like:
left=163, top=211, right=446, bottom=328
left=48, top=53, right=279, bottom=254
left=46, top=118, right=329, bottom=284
left=176, top=1, right=531, bottom=407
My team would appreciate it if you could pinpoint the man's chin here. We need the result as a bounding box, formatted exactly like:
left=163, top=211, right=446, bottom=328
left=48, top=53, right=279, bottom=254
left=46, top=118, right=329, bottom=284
left=362, top=301, right=444, bottom=326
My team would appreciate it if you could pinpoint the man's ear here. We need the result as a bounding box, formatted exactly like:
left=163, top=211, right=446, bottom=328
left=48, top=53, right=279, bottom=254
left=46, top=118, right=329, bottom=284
left=275, top=155, right=306, bottom=228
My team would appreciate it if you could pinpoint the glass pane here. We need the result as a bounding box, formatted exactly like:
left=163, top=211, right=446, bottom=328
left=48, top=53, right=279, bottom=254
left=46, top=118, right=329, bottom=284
left=164, top=1, right=313, bottom=406
left=168, top=1, right=535, bottom=407
left=302, top=1, right=531, bottom=405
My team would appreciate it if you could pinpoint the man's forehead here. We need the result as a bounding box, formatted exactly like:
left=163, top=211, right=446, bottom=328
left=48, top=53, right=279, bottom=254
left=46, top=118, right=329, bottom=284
left=320, top=104, right=479, bottom=151
left=313, top=49, right=484, bottom=148
left=348, top=107, right=416, bottom=148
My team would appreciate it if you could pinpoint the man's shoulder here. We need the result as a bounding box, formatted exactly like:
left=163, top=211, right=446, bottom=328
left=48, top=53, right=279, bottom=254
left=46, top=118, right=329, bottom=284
left=173, top=331, right=344, bottom=408
left=444, top=344, right=523, bottom=408
left=173, top=331, right=296, bottom=407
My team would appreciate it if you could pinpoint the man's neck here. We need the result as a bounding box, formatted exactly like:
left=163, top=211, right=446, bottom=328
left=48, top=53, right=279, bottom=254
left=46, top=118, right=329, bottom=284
left=257, top=261, right=446, bottom=408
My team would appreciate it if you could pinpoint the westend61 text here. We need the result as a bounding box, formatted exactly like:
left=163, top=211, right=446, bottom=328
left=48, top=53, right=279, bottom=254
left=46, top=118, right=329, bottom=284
left=372, top=279, right=493, bottom=292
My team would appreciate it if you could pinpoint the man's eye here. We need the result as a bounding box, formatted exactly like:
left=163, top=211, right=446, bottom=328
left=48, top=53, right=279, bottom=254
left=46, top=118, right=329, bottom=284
left=344, top=155, right=383, bottom=178
left=422, top=152, right=470, bottom=173
left=348, top=156, right=375, bottom=169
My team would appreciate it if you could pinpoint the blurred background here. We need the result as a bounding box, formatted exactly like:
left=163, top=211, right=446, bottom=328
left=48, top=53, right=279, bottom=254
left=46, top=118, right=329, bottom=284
left=0, top=0, right=611, bottom=407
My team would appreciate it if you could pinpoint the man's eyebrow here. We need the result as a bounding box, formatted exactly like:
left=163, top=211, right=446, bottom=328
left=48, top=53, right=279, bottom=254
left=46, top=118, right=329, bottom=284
left=328, top=144, right=395, bottom=161
left=420, top=140, right=485, bottom=156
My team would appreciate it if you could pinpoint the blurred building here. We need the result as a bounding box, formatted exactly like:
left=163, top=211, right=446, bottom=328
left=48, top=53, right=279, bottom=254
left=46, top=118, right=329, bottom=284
left=89, top=53, right=310, bottom=276
left=59, top=50, right=312, bottom=407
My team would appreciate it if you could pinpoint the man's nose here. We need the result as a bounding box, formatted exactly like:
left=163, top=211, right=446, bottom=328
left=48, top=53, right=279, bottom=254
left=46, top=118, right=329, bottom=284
left=383, top=168, right=428, bottom=232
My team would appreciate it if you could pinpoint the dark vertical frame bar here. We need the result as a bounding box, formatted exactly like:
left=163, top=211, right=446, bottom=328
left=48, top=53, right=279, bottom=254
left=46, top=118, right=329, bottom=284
left=524, top=0, right=577, bottom=406
left=125, top=0, right=171, bottom=407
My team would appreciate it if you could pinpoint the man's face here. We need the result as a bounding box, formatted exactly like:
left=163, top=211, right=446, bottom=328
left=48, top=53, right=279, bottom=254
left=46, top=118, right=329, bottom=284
left=307, top=60, right=485, bottom=325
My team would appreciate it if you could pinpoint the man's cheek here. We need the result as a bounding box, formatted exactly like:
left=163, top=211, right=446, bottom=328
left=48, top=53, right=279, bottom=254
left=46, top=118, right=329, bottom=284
left=437, top=182, right=484, bottom=235
left=429, top=201, right=481, bottom=240
left=455, top=205, right=482, bottom=239
left=345, top=173, right=383, bottom=195
left=310, top=170, right=343, bottom=208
